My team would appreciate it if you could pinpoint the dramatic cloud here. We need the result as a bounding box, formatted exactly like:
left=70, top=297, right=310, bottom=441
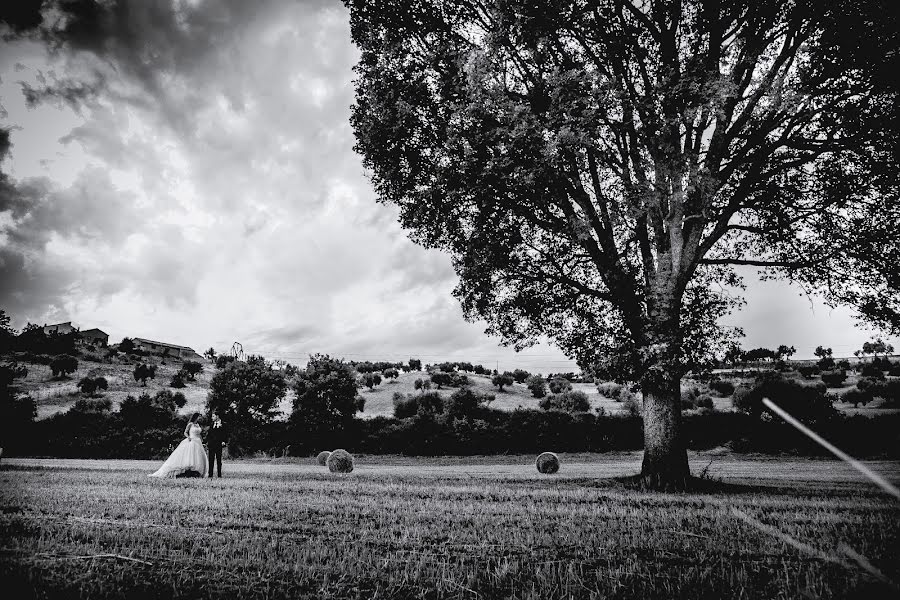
left=0, top=1, right=895, bottom=367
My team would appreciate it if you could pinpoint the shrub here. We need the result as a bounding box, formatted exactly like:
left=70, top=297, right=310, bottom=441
left=860, top=363, right=885, bottom=378
left=382, top=368, right=399, bottom=381
left=538, top=390, right=590, bottom=413
left=71, top=397, right=113, bottom=414
left=445, top=387, right=493, bottom=418
left=708, top=379, right=735, bottom=396
left=889, top=364, right=900, bottom=377
left=77, top=377, right=98, bottom=396
left=733, top=373, right=835, bottom=423
left=842, top=388, right=873, bottom=408
left=681, top=386, right=701, bottom=409
left=621, top=392, right=642, bottom=417
left=796, top=365, right=820, bottom=379
left=595, top=382, right=622, bottom=399
left=49, top=355, right=78, bottom=379
left=526, top=375, right=547, bottom=398
left=215, top=355, right=236, bottom=369
left=394, top=391, right=444, bottom=418
left=327, top=449, right=354, bottom=473
left=696, top=395, right=714, bottom=410
left=731, top=387, right=753, bottom=414
left=535, top=451, right=560, bottom=474
left=316, top=450, right=331, bottom=466
left=548, top=377, right=572, bottom=394
left=170, top=372, right=187, bottom=388
left=820, top=370, right=847, bottom=388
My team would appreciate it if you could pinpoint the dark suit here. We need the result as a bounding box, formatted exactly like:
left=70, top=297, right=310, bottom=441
left=207, top=424, right=227, bottom=477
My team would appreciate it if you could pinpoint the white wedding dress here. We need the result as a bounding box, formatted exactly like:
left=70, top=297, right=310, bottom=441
left=149, top=423, right=208, bottom=478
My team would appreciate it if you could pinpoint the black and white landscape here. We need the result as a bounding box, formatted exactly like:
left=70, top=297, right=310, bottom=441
left=1, top=1, right=898, bottom=598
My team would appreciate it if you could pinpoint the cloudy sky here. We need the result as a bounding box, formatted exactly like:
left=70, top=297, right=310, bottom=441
left=0, top=0, right=895, bottom=371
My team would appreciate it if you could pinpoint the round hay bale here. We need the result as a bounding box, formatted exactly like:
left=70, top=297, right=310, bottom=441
left=316, top=451, right=331, bottom=466
left=326, top=449, right=354, bottom=473
left=535, top=452, right=560, bottom=474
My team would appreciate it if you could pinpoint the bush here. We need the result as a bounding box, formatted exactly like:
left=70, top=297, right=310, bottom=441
left=820, top=370, right=847, bottom=388
left=526, top=375, right=547, bottom=398
left=595, top=382, right=622, bottom=400
left=393, top=391, right=444, bottom=418
left=535, top=451, right=560, bottom=474
left=733, top=373, right=835, bottom=423
left=50, top=355, right=78, bottom=379
left=696, top=395, right=714, bottom=410
left=860, top=363, right=885, bottom=378
left=327, top=449, right=354, bottom=473
left=445, top=387, right=493, bottom=418
left=621, top=392, right=641, bottom=417
left=548, top=377, right=572, bottom=394
left=796, top=365, right=821, bottom=379
left=708, top=379, right=735, bottom=396
left=889, top=364, right=900, bottom=377
left=170, top=372, right=187, bottom=388
left=316, top=450, right=331, bottom=466
left=538, top=390, right=590, bottom=413
left=842, top=388, right=873, bottom=408
left=681, top=387, right=701, bottom=409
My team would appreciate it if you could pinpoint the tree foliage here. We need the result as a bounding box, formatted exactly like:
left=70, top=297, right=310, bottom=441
left=49, top=355, right=78, bottom=379
left=132, top=363, right=156, bottom=386
left=290, top=354, right=361, bottom=447
left=207, top=360, right=287, bottom=428
left=344, top=0, right=899, bottom=489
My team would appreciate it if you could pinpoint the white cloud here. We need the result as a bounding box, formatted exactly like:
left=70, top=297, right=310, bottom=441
left=0, top=0, right=895, bottom=373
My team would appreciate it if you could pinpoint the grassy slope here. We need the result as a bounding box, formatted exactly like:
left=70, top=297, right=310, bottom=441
left=357, top=371, right=653, bottom=418
left=8, top=353, right=897, bottom=420
left=1, top=453, right=898, bottom=599
left=13, top=354, right=216, bottom=419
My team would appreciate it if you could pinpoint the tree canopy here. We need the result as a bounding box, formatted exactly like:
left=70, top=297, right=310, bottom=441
left=345, top=0, right=899, bottom=488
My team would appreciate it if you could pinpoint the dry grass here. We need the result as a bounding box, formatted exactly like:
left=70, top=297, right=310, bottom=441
left=1, top=453, right=898, bottom=599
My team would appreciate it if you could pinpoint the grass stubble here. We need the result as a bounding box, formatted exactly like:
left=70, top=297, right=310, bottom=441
left=0, top=456, right=898, bottom=599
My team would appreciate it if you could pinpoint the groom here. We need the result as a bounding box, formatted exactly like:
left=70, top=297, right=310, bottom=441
left=207, top=412, right=228, bottom=478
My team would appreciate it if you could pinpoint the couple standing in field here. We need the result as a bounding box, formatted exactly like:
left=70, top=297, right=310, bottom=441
left=148, top=411, right=228, bottom=479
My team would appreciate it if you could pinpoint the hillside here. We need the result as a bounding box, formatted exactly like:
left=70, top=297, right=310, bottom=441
left=10, top=353, right=216, bottom=419
left=9, top=351, right=897, bottom=421
left=356, top=370, right=634, bottom=418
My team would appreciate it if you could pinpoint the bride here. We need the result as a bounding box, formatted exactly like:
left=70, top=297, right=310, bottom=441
left=149, top=412, right=208, bottom=478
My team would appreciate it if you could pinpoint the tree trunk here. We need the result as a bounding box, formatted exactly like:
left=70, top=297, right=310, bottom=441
left=640, top=371, right=689, bottom=491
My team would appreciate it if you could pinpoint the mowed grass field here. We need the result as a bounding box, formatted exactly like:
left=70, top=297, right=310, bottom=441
left=1, top=453, right=899, bottom=599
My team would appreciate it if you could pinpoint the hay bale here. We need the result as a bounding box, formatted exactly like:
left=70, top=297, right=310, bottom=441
left=535, top=452, right=560, bottom=474
left=326, top=449, right=354, bottom=473
left=316, top=451, right=331, bottom=466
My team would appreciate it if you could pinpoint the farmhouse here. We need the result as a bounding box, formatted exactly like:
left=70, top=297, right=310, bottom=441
left=42, top=322, right=76, bottom=335
left=132, top=337, right=202, bottom=359
left=78, top=328, right=109, bottom=347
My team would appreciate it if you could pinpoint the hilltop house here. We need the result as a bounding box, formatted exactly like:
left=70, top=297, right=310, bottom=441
left=43, top=322, right=76, bottom=335
left=132, top=337, right=202, bottom=360
left=79, top=328, right=109, bottom=347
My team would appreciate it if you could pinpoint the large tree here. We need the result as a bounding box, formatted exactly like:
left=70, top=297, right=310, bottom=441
left=344, top=0, right=900, bottom=489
